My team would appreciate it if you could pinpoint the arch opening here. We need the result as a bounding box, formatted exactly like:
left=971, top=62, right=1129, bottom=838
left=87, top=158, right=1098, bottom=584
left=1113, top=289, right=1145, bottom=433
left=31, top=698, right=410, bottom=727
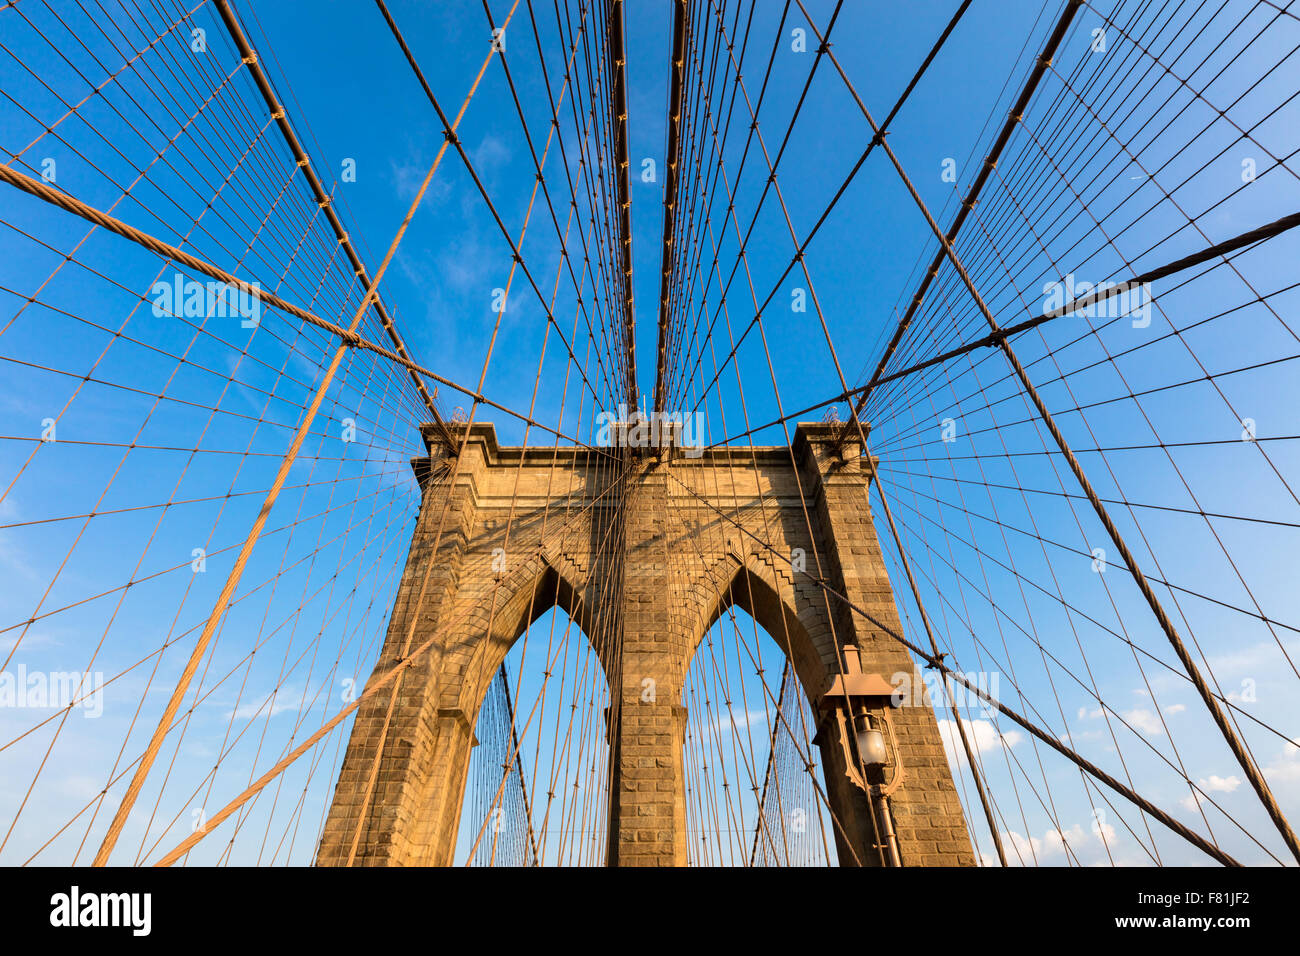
left=452, top=575, right=612, bottom=867
left=683, top=581, right=840, bottom=866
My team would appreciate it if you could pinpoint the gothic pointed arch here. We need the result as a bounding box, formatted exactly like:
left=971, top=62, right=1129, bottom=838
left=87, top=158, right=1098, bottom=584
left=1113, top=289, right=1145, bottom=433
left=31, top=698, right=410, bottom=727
left=684, top=549, right=835, bottom=709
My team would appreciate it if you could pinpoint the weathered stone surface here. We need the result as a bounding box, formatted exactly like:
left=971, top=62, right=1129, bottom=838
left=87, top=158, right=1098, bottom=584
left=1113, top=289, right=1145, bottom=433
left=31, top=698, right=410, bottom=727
left=317, top=423, right=974, bottom=867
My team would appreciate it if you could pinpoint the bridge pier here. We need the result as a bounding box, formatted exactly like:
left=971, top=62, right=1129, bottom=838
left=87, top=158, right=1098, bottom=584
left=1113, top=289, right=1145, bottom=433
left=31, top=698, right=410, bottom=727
left=605, top=465, right=691, bottom=866
left=317, top=423, right=975, bottom=866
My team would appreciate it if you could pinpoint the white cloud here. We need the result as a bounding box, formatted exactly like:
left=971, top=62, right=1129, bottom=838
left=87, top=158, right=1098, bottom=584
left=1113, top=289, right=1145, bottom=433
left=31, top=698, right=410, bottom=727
left=1180, top=774, right=1241, bottom=812
left=1042, top=823, right=1086, bottom=856
left=1122, top=708, right=1165, bottom=736
left=1000, top=829, right=1041, bottom=863
left=1262, top=738, right=1300, bottom=784
left=937, top=717, right=1023, bottom=769
left=999, top=821, right=1102, bottom=865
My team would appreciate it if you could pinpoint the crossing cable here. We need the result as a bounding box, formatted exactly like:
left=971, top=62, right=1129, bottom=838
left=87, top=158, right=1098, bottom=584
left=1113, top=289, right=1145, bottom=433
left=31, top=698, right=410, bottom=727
left=5, top=0, right=1284, bottom=863
left=693, top=0, right=1005, bottom=865
left=0, top=48, right=418, bottom=854
left=662, top=490, right=867, bottom=865
left=859, top=2, right=1300, bottom=432
left=382, top=0, right=632, bottom=866
left=662, top=0, right=735, bottom=408
left=0, top=10, right=432, bottom=829
left=513, top=0, right=628, bottom=408
left=880, top=298, right=1196, bottom=864
left=872, top=471, right=1279, bottom=862
left=868, top=114, right=1300, bottom=429
left=607, top=0, right=637, bottom=402
left=660, top=0, right=791, bottom=414
left=564, top=0, right=628, bottom=399
left=669, top=0, right=973, bottom=416
left=665, top=32, right=907, bottom=863
left=836, top=0, right=1087, bottom=443
left=657, top=0, right=746, bottom=411
left=212, top=0, right=455, bottom=447
left=661, top=465, right=1241, bottom=866
left=821, top=0, right=1279, bottom=848
left=670, top=225, right=844, bottom=865
left=144, top=405, right=635, bottom=866
left=29, top=502, right=409, bottom=867
left=663, top=0, right=994, bottom=864
left=459, top=459, right=635, bottom=863
left=670, top=440, right=803, bottom=864
left=667, top=0, right=812, bottom=412
left=452, top=152, right=626, bottom=865
left=375, top=0, right=625, bottom=414
left=799, top=1, right=1300, bottom=864
left=491, top=0, right=632, bottom=405
left=85, top=5, right=517, bottom=863
left=869, top=429, right=1300, bottom=747
left=0, top=163, right=606, bottom=451
left=340, top=17, right=588, bottom=859
left=852, top=0, right=1300, bottom=738
left=5, top=0, right=1289, bottom=863
left=672, top=54, right=1215, bottom=849
left=947, top=82, right=1300, bottom=697
left=849, top=210, right=1300, bottom=394
left=515, top=264, right=618, bottom=865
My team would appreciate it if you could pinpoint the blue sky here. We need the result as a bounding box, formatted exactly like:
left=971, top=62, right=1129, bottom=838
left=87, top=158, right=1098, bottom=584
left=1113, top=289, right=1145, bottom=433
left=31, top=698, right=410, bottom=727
left=1, top=0, right=1299, bottom=866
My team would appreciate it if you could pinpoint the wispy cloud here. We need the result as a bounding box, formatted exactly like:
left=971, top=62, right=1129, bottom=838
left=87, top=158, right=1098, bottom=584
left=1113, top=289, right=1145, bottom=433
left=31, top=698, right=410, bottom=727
left=224, top=687, right=302, bottom=721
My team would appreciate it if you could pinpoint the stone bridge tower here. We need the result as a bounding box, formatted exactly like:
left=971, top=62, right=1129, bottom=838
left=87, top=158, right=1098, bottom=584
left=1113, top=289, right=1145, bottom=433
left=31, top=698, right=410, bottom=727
left=316, top=422, right=975, bottom=867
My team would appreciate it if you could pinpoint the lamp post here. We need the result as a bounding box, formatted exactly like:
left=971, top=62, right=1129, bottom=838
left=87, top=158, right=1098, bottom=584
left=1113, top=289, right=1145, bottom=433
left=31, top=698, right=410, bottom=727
left=817, top=645, right=904, bottom=866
